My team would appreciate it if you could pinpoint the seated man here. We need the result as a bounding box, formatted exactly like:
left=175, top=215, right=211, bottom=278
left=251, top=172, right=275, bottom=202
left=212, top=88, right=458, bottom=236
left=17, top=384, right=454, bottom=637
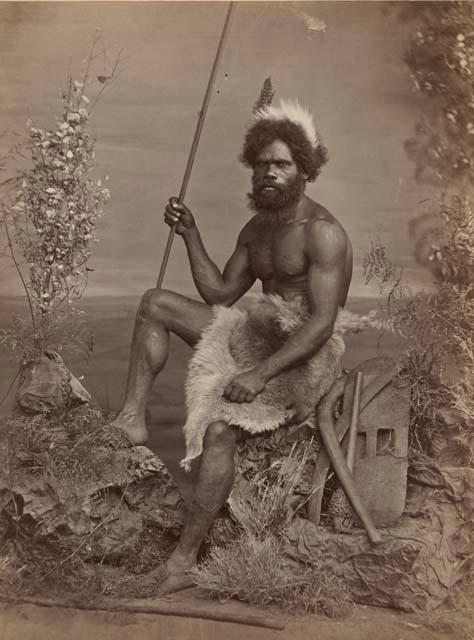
left=112, top=99, right=353, bottom=592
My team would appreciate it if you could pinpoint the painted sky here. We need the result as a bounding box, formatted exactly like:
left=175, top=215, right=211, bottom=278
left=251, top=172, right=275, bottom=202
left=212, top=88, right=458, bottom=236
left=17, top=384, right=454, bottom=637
left=0, top=1, right=435, bottom=299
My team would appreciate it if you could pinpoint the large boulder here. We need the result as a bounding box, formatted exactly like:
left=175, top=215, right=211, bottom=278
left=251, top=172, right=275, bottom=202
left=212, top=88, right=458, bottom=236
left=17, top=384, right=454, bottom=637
left=0, top=408, right=184, bottom=564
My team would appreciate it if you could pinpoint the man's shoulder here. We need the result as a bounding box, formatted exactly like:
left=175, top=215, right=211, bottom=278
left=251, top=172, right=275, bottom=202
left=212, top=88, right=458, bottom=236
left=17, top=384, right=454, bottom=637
left=237, top=216, right=261, bottom=244
left=303, top=199, right=350, bottom=257
left=304, top=200, right=346, bottom=235
left=304, top=198, right=339, bottom=227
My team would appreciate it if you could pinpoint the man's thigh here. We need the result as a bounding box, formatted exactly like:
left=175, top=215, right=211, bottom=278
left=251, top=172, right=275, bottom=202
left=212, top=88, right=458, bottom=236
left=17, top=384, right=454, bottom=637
left=156, top=289, right=214, bottom=347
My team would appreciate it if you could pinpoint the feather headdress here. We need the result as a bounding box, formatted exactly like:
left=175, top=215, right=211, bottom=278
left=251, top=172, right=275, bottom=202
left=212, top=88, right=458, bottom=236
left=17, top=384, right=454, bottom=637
left=253, top=98, right=320, bottom=150
left=252, top=77, right=275, bottom=114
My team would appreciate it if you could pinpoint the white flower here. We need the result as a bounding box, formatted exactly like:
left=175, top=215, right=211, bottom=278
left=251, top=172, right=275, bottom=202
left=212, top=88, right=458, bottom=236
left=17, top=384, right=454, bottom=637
left=66, top=150, right=74, bottom=159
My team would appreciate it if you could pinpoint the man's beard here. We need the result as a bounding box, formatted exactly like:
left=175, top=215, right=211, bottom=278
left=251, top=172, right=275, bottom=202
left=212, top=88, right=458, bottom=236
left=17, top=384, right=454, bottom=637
left=248, top=173, right=306, bottom=225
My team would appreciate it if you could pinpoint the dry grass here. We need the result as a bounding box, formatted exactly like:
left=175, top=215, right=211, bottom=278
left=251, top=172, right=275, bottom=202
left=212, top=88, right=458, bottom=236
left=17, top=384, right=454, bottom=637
left=194, top=444, right=354, bottom=618
left=0, top=535, right=105, bottom=603
left=193, top=533, right=354, bottom=618
left=0, top=406, right=132, bottom=487
left=231, top=443, right=311, bottom=539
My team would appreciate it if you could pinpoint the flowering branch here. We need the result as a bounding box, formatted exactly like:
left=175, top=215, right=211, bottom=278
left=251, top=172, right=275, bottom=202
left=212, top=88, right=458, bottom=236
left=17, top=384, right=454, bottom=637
left=1, top=34, right=121, bottom=364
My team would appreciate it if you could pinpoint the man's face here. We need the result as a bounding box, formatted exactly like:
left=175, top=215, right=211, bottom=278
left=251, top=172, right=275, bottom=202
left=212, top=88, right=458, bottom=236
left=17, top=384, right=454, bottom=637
left=251, top=139, right=304, bottom=211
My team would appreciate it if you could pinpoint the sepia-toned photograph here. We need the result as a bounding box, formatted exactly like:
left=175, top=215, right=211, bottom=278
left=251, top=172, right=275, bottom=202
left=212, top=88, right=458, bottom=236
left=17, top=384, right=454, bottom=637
left=0, top=2, right=472, bottom=638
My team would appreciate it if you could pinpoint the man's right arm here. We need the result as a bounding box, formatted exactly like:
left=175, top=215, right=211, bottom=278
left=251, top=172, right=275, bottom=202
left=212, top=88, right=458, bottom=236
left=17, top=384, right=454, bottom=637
left=165, top=198, right=256, bottom=306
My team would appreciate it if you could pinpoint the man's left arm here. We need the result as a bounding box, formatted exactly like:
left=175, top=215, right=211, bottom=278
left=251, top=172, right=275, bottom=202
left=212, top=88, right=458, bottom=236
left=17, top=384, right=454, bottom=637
left=223, top=219, right=348, bottom=403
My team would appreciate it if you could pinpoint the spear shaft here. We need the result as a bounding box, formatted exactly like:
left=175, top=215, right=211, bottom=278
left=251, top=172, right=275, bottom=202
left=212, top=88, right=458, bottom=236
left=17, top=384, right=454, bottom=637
left=156, top=2, right=236, bottom=289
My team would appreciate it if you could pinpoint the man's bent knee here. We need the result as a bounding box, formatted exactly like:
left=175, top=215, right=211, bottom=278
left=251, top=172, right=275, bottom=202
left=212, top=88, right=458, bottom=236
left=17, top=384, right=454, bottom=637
left=139, top=288, right=176, bottom=322
left=204, top=421, right=239, bottom=449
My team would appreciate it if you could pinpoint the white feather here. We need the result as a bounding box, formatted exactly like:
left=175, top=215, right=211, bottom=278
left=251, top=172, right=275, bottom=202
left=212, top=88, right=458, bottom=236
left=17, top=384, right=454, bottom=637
left=254, top=98, right=320, bottom=149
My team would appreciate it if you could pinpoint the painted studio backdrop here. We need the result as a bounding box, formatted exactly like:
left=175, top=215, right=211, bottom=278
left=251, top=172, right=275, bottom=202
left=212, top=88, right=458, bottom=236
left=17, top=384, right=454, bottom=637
left=1, top=2, right=431, bottom=300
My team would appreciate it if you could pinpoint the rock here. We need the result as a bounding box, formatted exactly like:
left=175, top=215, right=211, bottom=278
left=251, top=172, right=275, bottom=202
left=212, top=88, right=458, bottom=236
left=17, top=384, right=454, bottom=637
left=0, top=437, right=182, bottom=561
left=283, top=464, right=473, bottom=612
left=15, top=351, right=91, bottom=415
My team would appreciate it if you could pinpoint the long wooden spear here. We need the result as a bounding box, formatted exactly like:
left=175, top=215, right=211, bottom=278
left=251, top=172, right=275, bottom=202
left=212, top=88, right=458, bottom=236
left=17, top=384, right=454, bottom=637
left=156, top=2, right=236, bottom=289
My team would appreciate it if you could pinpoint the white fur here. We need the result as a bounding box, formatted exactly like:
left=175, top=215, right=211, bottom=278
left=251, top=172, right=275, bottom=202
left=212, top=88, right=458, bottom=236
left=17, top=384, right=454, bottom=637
left=254, top=99, right=320, bottom=149
left=181, top=295, right=382, bottom=471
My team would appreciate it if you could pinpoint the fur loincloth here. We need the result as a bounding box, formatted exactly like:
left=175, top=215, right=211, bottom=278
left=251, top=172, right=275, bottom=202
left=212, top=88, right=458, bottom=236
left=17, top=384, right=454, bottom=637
left=182, top=294, right=380, bottom=470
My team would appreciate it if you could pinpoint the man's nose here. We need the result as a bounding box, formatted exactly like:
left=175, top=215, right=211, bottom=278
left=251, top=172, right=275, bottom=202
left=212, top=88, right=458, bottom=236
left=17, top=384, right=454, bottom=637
left=264, top=163, right=277, bottom=179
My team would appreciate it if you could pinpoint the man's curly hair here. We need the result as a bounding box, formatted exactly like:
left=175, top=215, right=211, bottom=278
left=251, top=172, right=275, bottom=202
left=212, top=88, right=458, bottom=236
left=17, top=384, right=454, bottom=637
left=240, top=119, right=328, bottom=182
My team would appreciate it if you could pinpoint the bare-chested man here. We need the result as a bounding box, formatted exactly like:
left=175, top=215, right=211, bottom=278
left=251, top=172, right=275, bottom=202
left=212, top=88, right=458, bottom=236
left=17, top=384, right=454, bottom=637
left=112, top=100, right=352, bottom=592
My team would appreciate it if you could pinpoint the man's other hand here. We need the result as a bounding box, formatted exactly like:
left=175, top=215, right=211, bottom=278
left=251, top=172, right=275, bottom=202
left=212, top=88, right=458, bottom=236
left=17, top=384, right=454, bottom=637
left=164, top=197, right=196, bottom=236
left=223, top=369, right=267, bottom=403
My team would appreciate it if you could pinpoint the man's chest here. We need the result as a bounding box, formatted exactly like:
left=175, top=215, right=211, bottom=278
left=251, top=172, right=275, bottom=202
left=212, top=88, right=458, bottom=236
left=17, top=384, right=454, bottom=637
left=248, top=226, right=308, bottom=281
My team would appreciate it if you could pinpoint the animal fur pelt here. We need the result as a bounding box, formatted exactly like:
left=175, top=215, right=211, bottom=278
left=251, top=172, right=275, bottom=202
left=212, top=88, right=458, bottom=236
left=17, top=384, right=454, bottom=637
left=182, top=294, right=381, bottom=471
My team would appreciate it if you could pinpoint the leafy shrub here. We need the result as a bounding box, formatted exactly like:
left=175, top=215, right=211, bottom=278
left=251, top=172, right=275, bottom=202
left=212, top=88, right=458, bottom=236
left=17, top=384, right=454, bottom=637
left=0, top=33, right=121, bottom=365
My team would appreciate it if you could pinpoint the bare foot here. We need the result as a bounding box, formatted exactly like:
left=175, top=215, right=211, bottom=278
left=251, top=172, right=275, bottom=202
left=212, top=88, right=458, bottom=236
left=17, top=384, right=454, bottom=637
left=157, top=570, right=195, bottom=595
left=109, top=411, right=149, bottom=445
left=136, top=560, right=196, bottom=596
